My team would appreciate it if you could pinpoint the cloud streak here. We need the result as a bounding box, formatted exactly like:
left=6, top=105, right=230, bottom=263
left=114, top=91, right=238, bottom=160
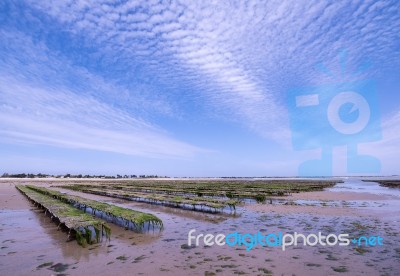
left=0, top=74, right=203, bottom=158
left=0, top=27, right=205, bottom=159
left=359, top=111, right=400, bottom=174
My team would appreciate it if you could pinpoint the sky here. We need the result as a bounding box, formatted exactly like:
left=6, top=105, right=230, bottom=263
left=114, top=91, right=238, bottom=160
left=0, top=0, right=399, bottom=177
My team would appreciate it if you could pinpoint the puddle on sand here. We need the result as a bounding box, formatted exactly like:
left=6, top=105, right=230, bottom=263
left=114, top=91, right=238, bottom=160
left=328, top=178, right=400, bottom=219
left=329, top=177, right=400, bottom=198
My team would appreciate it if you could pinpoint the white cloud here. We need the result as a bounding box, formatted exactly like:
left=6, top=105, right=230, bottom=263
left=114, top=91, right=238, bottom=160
left=0, top=74, right=204, bottom=158
left=25, top=0, right=399, bottom=148
left=24, top=0, right=291, bottom=142
left=359, top=111, right=400, bottom=174
left=1, top=0, right=397, bottom=169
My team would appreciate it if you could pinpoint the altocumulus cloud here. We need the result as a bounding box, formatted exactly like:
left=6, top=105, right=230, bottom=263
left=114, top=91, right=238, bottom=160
left=0, top=0, right=399, bottom=170
left=25, top=0, right=400, bottom=143
left=0, top=29, right=204, bottom=159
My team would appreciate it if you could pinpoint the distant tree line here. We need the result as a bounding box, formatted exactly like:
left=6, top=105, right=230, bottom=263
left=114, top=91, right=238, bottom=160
left=1, top=173, right=168, bottom=179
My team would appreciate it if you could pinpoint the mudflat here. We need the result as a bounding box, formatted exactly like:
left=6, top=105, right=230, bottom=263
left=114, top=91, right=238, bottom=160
left=1, top=178, right=399, bottom=276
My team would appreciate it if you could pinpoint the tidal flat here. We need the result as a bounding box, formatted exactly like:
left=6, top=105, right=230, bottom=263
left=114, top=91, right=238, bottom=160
left=1, top=178, right=399, bottom=276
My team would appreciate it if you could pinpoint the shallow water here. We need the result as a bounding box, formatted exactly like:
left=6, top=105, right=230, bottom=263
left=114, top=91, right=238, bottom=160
left=329, top=177, right=400, bottom=197
left=328, top=178, right=400, bottom=220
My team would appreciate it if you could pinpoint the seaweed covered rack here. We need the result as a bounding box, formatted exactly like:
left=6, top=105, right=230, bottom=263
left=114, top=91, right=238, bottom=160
left=24, top=185, right=163, bottom=231
left=57, top=179, right=338, bottom=213
left=16, top=185, right=164, bottom=246
left=62, top=185, right=240, bottom=213
left=16, top=185, right=110, bottom=247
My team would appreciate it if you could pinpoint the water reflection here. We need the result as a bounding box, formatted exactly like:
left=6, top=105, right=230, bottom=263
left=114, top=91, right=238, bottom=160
left=329, top=177, right=400, bottom=197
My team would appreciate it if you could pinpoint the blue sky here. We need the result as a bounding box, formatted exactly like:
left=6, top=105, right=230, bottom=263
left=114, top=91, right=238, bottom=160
left=0, top=0, right=399, bottom=176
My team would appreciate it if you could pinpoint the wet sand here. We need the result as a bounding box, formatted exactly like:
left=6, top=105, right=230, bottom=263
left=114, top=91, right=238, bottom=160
left=275, top=190, right=391, bottom=201
left=247, top=190, right=395, bottom=216
left=1, top=178, right=400, bottom=276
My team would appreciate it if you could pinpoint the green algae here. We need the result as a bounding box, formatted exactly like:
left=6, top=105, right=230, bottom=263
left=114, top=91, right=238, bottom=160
left=63, top=185, right=240, bottom=213
left=66, top=179, right=337, bottom=198
left=16, top=185, right=110, bottom=247
left=25, top=185, right=163, bottom=230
